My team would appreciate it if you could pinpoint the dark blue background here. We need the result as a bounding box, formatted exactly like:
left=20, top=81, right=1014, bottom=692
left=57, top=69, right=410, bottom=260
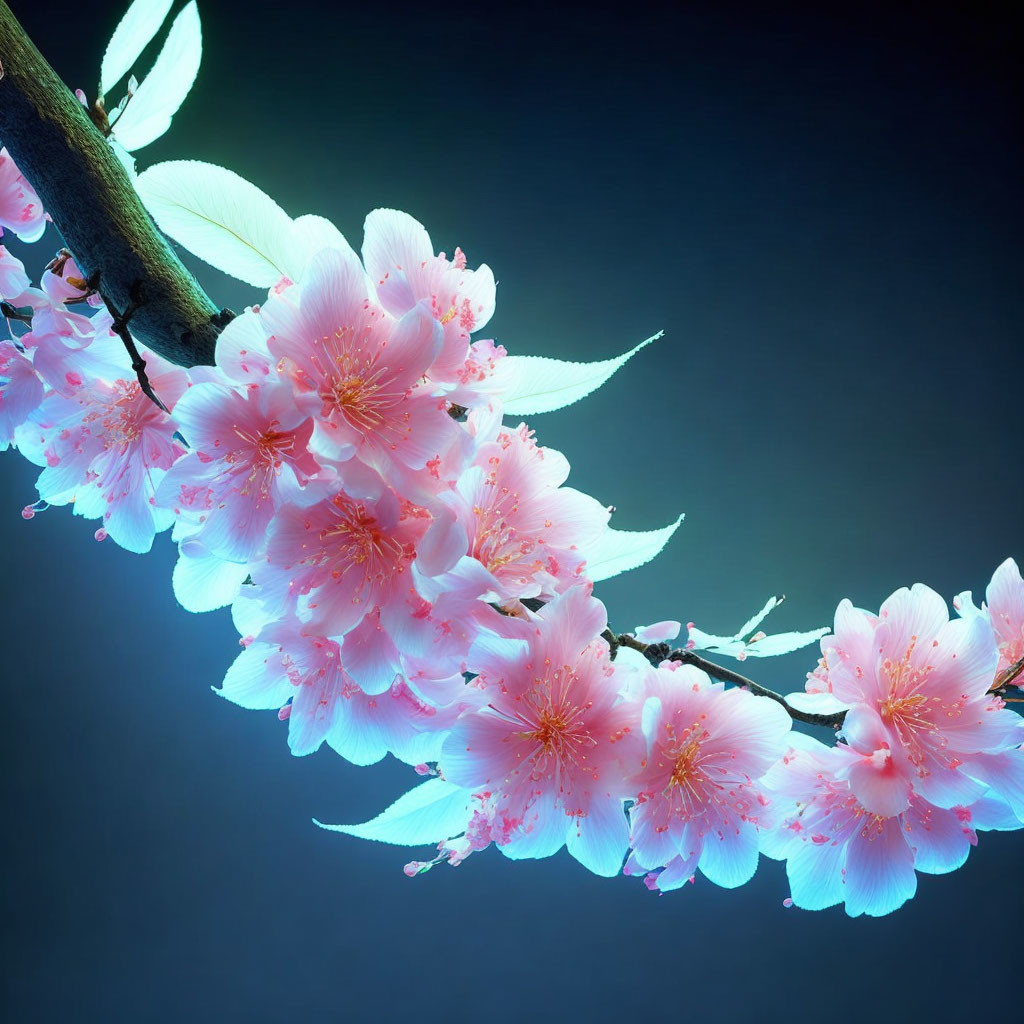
left=2, top=1, right=1021, bottom=1020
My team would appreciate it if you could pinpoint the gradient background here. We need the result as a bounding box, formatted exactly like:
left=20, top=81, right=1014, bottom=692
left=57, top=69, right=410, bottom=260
left=2, top=1, right=1021, bottom=1020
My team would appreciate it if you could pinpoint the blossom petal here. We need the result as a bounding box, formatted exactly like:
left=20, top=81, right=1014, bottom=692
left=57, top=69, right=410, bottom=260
left=566, top=795, right=629, bottom=877
left=904, top=802, right=974, bottom=875
left=784, top=838, right=845, bottom=911
left=697, top=818, right=760, bottom=889
left=843, top=817, right=917, bottom=917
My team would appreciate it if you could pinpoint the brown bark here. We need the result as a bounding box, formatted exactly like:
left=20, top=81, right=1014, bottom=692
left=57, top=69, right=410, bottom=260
left=0, top=1, right=225, bottom=366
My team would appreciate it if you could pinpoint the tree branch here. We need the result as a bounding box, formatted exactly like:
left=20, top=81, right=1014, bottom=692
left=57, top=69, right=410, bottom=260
left=600, top=626, right=847, bottom=730
left=521, top=596, right=842, bottom=727
left=0, top=1, right=228, bottom=367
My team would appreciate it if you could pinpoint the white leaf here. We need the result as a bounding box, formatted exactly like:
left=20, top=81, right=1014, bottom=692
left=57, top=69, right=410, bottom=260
left=687, top=606, right=827, bottom=660
left=136, top=160, right=295, bottom=286
left=737, top=595, right=783, bottom=640
left=314, top=778, right=473, bottom=847
left=685, top=629, right=742, bottom=655
left=741, top=628, right=829, bottom=657
left=584, top=514, right=683, bottom=583
left=110, top=1, right=202, bottom=152
left=783, top=691, right=850, bottom=716
left=100, top=0, right=173, bottom=98
left=498, top=331, right=663, bottom=415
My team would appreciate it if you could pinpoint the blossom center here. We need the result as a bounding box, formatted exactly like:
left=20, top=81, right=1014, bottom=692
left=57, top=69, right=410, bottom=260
left=316, top=495, right=408, bottom=586
left=98, top=379, right=144, bottom=448
left=531, top=709, right=570, bottom=754
left=669, top=735, right=704, bottom=791
left=879, top=691, right=927, bottom=721
left=326, top=372, right=386, bottom=431
left=879, top=639, right=943, bottom=767
left=231, top=424, right=296, bottom=468
left=509, top=670, right=597, bottom=785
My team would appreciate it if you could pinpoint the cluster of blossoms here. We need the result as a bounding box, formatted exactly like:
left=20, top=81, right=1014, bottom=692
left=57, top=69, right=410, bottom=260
left=2, top=0, right=1022, bottom=919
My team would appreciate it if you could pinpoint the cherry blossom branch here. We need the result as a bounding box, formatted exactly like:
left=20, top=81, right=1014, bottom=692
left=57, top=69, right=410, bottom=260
left=0, top=2, right=228, bottom=367
left=601, top=627, right=848, bottom=730
left=516, top=597, right=844, bottom=728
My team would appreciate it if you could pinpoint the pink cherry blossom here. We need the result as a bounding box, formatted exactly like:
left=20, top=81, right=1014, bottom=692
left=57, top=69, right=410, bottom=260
left=1, top=243, right=31, bottom=300
left=255, top=481, right=431, bottom=640
left=362, top=209, right=496, bottom=382
left=624, top=660, right=791, bottom=893
left=813, top=584, right=1023, bottom=815
left=9, top=255, right=121, bottom=396
left=408, top=790, right=521, bottom=873
left=2, top=139, right=1019, bottom=917
left=219, top=617, right=469, bottom=762
left=440, top=585, right=642, bottom=876
left=422, top=422, right=610, bottom=605
left=760, top=734, right=1000, bottom=917
left=0, top=147, right=46, bottom=243
left=253, top=247, right=461, bottom=485
left=956, top=558, right=1024, bottom=686
left=158, top=379, right=320, bottom=561
left=0, top=341, right=43, bottom=450
left=17, top=347, right=189, bottom=552
left=444, top=338, right=510, bottom=406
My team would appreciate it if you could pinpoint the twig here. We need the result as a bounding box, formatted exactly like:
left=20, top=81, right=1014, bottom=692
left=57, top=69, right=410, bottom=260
left=101, top=282, right=168, bottom=413
left=603, top=627, right=847, bottom=729
left=668, top=649, right=846, bottom=728
left=1, top=300, right=33, bottom=327
left=522, top=595, right=845, bottom=728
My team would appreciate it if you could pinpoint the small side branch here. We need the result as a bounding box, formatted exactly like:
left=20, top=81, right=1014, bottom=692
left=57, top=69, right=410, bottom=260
left=1, top=300, right=33, bottom=327
left=668, top=649, right=846, bottom=729
left=603, top=628, right=847, bottom=730
left=101, top=282, right=167, bottom=413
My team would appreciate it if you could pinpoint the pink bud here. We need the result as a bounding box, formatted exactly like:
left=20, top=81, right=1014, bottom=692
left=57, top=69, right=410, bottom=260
left=413, top=763, right=432, bottom=776
left=94, top=528, right=108, bottom=542
left=21, top=505, right=35, bottom=520
left=783, top=897, right=794, bottom=909
left=403, top=861, right=424, bottom=878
